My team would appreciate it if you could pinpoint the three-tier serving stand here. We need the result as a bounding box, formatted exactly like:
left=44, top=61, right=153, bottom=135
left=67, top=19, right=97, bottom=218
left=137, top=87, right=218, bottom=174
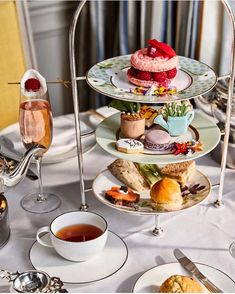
left=69, top=0, right=235, bottom=235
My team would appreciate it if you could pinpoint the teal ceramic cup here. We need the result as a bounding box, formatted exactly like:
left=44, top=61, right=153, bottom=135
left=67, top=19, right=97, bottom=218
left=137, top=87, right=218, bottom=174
left=154, top=111, right=194, bottom=136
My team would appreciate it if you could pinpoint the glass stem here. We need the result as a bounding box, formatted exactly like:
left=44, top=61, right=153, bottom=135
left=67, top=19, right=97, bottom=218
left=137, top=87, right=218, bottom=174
left=36, top=156, right=46, bottom=202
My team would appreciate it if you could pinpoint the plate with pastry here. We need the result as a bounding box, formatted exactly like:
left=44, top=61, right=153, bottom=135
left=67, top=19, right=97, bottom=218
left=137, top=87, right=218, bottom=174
left=132, top=262, right=235, bottom=293
left=96, top=111, right=220, bottom=164
left=87, top=39, right=217, bottom=103
left=92, top=159, right=211, bottom=215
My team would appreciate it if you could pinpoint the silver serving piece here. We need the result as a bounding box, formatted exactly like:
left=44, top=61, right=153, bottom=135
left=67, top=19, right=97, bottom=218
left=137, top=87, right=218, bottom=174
left=0, top=269, right=67, bottom=293
left=0, top=145, right=45, bottom=187
left=173, top=249, right=223, bottom=293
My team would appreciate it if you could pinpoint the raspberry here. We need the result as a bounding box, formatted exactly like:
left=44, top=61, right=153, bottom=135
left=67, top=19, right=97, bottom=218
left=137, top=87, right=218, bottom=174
left=127, top=67, right=138, bottom=78
left=25, top=78, right=41, bottom=92
left=136, top=71, right=152, bottom=81
left=152, top=72, right=167, bottom=82
left=166, top=68, right=177, bottom=79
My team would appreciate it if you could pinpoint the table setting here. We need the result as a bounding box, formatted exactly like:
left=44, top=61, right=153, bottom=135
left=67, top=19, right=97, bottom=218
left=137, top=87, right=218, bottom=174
left=1, top=36, right=235, bottom=293
left=0, top=101, right=235, bottom=292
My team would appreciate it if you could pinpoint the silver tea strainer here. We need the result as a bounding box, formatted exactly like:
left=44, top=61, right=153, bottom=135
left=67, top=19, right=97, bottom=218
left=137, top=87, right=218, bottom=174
left=0, top=268, right=68, bottom=293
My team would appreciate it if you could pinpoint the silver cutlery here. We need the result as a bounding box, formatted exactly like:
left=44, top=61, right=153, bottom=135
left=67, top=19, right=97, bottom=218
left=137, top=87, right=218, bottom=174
left=174, top=248, right=223, bottom=293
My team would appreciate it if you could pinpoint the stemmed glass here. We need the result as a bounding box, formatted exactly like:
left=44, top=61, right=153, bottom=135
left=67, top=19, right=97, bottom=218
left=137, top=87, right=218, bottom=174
left=19, top=79, right=61, bottom=213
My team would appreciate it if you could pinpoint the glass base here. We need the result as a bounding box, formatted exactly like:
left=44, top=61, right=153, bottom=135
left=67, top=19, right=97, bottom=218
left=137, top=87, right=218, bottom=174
left=229, top=241, right=235, bottom=258
left=20, top=193, right=61, bottom=214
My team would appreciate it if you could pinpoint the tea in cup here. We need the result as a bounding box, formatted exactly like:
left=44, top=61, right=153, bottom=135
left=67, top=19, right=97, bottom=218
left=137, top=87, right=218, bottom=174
left=36, top=211, right=108, bottom=262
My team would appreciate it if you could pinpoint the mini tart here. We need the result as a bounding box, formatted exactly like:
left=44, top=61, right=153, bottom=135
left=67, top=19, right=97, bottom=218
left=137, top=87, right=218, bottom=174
left=116, top=139, right=144, bottom=154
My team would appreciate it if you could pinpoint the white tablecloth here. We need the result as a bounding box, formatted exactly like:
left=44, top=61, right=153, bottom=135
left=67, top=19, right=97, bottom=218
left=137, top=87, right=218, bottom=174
left=1, top=118, right=235, bottom=292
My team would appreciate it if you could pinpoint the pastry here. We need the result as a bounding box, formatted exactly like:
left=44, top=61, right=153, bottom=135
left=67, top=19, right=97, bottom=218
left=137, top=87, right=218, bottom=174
left=105, top=186, right=140, bottom=207
left=140, top=105, right=160, bottom=128
left=116, top=139, right=144, bottom=154
left=160, top=161, right=196, bottom=187
left=108, top=159, right=149, bottom=192
left=159, top=275, right=204, bottom=293
left=120, top=112, right=145, bottom=139
left=127, top=39, right=178, bottom=88
left=150, top=177, right=183, bottom=211
left=144, top=130, right=171, bottom=151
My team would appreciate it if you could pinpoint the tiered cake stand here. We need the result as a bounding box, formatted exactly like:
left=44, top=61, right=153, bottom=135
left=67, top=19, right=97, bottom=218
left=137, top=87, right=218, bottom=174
left=69, top=0, right=235, bottom=235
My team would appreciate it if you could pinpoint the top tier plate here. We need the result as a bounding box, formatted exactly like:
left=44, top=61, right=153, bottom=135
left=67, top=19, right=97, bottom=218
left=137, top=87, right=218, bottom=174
left=86, top=55, right=217, bottom=104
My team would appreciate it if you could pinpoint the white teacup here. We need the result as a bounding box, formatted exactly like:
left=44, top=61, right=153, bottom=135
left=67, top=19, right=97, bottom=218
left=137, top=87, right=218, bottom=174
left=36, top=211, right=108, bottom=262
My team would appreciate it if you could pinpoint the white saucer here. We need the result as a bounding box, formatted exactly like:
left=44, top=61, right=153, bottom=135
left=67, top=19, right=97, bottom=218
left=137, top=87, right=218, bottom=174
left=132, top=262, right=235, bottom=293
left=29, top=231, right=128, bottom=284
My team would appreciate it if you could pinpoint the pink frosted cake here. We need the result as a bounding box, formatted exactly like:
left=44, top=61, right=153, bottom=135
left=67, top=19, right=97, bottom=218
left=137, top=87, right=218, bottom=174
left=127, top=39, right=178, bottom=88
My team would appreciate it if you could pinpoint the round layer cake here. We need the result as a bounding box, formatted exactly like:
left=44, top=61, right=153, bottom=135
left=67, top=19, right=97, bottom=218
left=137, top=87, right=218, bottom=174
left=127, top=39, right=178, bottom=87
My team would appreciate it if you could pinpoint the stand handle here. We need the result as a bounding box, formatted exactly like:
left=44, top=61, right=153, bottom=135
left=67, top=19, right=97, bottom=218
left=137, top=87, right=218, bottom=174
left=69, top=0, right=88, bottom=211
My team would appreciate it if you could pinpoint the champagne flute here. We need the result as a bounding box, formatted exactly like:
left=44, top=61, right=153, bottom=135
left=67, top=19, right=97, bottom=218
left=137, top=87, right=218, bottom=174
left=19, top=77, right=61, bottom=213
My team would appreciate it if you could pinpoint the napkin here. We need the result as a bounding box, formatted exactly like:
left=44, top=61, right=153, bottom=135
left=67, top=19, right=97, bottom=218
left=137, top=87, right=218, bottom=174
left=89, top=106, right=120, bottom=126
left=3, top=114, right=93, bottom=158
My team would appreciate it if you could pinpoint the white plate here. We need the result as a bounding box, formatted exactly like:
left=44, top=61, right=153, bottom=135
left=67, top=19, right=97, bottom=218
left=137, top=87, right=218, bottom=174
left=29, top=231, right=128, bottom=284
left=132, top=262, right=235, bottom=293
left=0, top=115, right=96, bottom=164
left=92, top=169, right=211, bottom=215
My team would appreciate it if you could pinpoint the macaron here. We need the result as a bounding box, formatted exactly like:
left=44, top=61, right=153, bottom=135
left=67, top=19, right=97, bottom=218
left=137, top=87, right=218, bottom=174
left=144, top=130, right=171, bottom=151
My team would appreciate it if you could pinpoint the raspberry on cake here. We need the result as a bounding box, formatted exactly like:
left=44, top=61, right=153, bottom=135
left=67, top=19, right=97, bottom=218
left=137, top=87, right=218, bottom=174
left=127, top=39, right=178, bottom=88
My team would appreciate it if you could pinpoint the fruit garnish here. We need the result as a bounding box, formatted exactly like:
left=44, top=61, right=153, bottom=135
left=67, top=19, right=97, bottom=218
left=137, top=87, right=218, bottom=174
left=25, top=78, right=41, bottom=92
left=127, top=67, right=138, bottom=78
left=147, top=39, right=176, bottom=58
left=166, top=68, right=177, bottom=79
left=137, top=71, right=152, bottom=81
left=153, top=72, right=167, bottom=82
left=171, top=141, right=203, bottom=156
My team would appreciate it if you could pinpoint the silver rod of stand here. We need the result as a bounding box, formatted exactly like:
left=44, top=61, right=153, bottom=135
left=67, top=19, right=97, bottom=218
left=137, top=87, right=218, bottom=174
left=69, top=0, right=88, bottom=211
left=215, top=0, right=235, bottom=207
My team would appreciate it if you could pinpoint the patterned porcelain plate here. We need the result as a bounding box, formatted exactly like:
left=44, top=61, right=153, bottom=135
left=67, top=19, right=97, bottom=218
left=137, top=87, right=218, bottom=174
left=95, top=112, right=221, bottom=164
left=92, top=169, right=211, bottom=215
left=86, top=55, right=217, bottom=103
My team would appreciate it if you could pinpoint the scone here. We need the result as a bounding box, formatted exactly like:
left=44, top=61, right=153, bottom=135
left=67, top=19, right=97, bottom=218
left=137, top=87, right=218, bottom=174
left=159, top=275, right=204, bottom=293
left=150, top=178, right=183, bottom=211
left=127, top=39, right=178, bottom=88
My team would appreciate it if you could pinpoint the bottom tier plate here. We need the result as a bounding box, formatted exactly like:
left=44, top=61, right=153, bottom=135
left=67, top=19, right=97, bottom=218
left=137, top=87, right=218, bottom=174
left=92, top=169, right=211, bottom=215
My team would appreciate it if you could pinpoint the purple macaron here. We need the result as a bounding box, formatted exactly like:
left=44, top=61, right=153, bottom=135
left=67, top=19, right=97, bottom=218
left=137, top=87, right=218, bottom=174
left=144, top=130, right=171, bottom=151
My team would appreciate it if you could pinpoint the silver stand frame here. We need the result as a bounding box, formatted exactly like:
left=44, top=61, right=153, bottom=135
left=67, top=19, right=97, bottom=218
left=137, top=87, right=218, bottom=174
left=69, top=0, right=88, bottom=211
left=214, top=0, right=235, bottom=208
left=69, top=0, right=234, bottom=212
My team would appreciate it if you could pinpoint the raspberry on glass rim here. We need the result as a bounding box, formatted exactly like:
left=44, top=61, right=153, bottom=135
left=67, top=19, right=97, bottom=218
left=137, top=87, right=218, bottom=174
left=25, top=78, right=41, bottom=92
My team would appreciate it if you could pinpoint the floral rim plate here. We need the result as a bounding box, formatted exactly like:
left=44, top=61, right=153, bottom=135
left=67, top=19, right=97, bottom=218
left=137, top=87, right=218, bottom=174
left=95, top=112, right=221, bottom=164
left=92, top=169, right=211, bottom=215
left=86, top=55, right=217, bottom=103
left=132, top=262, right=235, bottom=292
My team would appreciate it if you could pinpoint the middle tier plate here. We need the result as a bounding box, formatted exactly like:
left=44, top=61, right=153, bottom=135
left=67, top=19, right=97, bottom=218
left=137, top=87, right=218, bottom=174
left=96, top=112, right=221, bottom=164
